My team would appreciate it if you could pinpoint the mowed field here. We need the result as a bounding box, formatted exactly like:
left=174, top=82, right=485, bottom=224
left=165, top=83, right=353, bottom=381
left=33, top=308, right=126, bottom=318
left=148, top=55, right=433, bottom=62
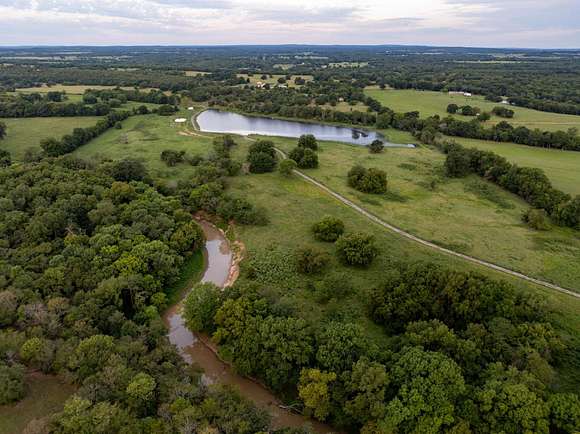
left=0, top=116, right=102, bottom=160
left=365, top=88, right=580, bottom=132
left=450, top=136, right=580, bottom=196
left=0, top=373, right=75, bottom=434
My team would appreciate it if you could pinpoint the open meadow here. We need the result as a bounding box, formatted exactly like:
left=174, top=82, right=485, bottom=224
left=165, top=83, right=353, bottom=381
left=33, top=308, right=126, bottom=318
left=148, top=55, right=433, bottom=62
left=0, top=116, right=102, bottom=160
left=365, top=88, right=580, bottom=132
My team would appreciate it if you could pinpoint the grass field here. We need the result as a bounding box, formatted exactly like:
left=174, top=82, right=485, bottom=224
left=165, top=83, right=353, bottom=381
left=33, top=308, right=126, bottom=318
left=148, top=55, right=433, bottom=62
left=74, top=110, right=213, bottom=182
left=365, top=88, right=580, bottom=132
left=449, top=136, right=580, bottom=196
left=271, top=137, right=580, bottom=293
left=71, top=113, right=580, bottom=391
left=0, top=373, right=75, bottom=434
left=0, top=116, right=103, bottom=160
left=224, top=139, right=580, bottom=392
left=237, top=73, right=313, bottom=88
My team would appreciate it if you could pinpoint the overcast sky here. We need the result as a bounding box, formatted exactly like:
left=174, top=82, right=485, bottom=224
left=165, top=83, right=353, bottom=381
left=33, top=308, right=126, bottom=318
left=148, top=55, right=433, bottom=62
left=0, top=0, right=578, bottom=48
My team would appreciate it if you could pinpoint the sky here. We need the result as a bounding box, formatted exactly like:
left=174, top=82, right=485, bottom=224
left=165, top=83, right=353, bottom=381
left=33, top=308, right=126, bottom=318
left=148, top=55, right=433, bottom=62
left=0, top=0, right=578, bottom=48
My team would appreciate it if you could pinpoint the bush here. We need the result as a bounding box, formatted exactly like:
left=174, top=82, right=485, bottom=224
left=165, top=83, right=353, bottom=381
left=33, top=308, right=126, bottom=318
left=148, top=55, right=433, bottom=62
left=109, top=159, right=148, bottom=182
left=248, top=140, right=276, bottom=158
left=347, top=165, right=387, bottom=194
left=295, top=247, right=330, bottom=274
left=312, top=216, right=345, bottom=242
left=0, top=363, right=25, bottom=404
left=522, top=208, right=550, bottom=230
left=368, top=140, right=384, bottom=153
left=160, top=149, right=185, bottom=167
left=289, top=147, right=319, bottom=169
left=555, top=196, right=580, bottom=229
left=335, top=233, right=378, bottom=266
left=157, top=104, right=177, bottom=116
left=279, top=159, right=297, bottom=176
left=248, top=151, right=277, bottom=173
left=298, top=134, right=318, bottom=150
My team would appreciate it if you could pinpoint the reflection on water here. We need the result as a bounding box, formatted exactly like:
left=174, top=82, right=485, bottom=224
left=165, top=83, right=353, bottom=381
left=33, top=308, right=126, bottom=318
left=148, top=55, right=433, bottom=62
left=163, top=221, right=336, bottom=433
left=197, top=109, right=409, bottom=147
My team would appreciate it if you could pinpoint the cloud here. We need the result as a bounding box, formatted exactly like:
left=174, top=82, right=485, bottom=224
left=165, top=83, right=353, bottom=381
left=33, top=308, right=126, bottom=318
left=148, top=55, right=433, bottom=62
left=0, top=0, right=577, bottom=47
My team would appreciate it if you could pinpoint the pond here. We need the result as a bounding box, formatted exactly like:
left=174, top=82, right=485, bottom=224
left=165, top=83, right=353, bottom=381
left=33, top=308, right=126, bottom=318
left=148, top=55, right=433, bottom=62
left=196, top=109, right=413, bottom=147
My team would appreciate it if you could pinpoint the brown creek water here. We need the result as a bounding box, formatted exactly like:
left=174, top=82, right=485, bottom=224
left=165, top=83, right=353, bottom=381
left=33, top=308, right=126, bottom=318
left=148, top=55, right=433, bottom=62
left=163, top=220, right=336, bottom=433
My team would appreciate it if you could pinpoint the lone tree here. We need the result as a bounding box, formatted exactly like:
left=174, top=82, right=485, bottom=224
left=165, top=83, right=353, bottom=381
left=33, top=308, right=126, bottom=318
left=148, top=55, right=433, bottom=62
left=368, top=139, right=384, bottom=154
left=335, top=232, right=378, bottom=266
left=247, top=140, right=277, bottom=173
left=312, top=216, right=345, bottom=242
left=0, top=121, right=6, bottom=140
left=347, top=165, right=387, bottom=194
left=298, top=134, right=318, bottom=150
left=447, top=103, right=459, bottom=114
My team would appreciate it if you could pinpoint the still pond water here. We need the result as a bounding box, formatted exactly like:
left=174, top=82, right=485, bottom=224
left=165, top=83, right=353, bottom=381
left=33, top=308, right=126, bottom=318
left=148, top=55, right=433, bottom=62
left=197, top=109, right=412, bottom=147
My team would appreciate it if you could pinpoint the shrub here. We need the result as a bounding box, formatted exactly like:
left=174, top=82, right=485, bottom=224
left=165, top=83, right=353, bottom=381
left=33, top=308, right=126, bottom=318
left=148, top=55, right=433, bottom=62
left=289, top=147, right=319, bottom=169
left=447, top=104, right=459, bottom=114
left=0, top=149, right=11, bottom=168
left=295, top=247, right=330, bottom=274
left=444, top=147, right=472, bottom=177
left=368, top=140, right=384, bottom=153
left=248, top=151, right=277, bottom=173
left=157, top=104, right=177, bottom=116
left=114, top=122, right=123, bottom=129
left=0, top=363, right=25, bottom=404
left=335, top=233, right=378, bottom=266
left=279, top=159, right=297, bottom=176
left=555, top=196, right=580, bottom=229
left=298, top=134, right=318, bottom=150
left=312, top=216, right=345, bottom=242
left=522, top=208, right=550, bottom=230
left=109, top=159, right=148, bottom=182
left=160, top=149, right=185, bottom=167
left=347, top=165, right=387, bottom=194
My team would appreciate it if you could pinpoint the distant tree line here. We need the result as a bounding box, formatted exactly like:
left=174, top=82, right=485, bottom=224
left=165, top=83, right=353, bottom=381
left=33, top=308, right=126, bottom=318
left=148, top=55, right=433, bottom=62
left=0, top=98, right=112, bottom=118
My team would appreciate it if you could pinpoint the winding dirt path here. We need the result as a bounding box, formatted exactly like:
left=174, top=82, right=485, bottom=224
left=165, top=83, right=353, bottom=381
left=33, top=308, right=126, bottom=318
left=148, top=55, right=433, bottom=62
left=274, top=148, right=580, bottom=299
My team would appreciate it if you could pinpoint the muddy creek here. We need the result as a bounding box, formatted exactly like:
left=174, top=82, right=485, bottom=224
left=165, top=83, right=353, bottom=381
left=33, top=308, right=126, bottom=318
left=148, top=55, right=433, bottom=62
left=163, top=220, right=335, bottom=433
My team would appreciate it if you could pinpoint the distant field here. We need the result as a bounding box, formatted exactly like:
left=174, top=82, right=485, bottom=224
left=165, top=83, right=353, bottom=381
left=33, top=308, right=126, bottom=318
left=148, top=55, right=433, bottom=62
left=0, top=373, right=75, bottom=434
left=73, top=110, right=213, bottom=181
left=365, top=88, right=580, bottom=132
left=0, top=116, right=102, bottom=160
left=237, top=73, right=313, bottom=88
left=15, top=84, right=141, bottom=94
left=184, top=70, right=210, bottom=76
left=451, top=136, right=580, bottom=196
